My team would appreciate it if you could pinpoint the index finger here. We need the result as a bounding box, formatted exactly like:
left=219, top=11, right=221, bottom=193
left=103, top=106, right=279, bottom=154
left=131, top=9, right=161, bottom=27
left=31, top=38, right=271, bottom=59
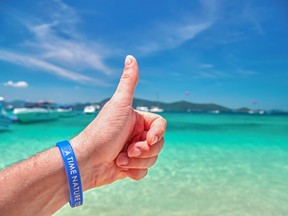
left=136, top=111, right=167, bottom=145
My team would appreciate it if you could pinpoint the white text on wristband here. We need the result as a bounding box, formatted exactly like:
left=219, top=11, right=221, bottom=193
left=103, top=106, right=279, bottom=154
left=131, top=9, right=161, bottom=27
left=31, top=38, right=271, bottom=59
left=56, top=140, right=83, bottom=207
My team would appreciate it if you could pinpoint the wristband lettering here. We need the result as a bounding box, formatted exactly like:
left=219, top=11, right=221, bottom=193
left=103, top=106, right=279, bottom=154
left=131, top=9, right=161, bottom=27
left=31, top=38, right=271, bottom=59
left=56, top=140, right=83, bottom=207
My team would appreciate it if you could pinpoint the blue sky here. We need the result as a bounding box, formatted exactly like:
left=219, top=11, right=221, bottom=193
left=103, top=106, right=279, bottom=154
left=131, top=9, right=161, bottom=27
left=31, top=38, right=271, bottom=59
left=0, top=0, right=287, bottom=109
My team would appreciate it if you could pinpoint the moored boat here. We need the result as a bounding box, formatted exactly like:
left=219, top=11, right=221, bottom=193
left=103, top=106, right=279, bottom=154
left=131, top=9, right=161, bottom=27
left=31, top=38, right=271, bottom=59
left=136, top=106, right=149, bottom=112
left=57, top=105, right=76, bottom=117
left=149, top=106, right=164, bottom=113
left=0, top=97, right=12, bottom=130
left=84, top=105, right=100, bottom=114
left=209, top=110, right=220, bottom=114
left=13, top=101, right=59, bottom=123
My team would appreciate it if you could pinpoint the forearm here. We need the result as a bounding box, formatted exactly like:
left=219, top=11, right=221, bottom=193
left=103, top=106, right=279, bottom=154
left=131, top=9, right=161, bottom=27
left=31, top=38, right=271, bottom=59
left=0, top=129, right=116, bottom=216
left=0, top=147, right=70, bottom=215
left=0, top=140, right=97, bottom=216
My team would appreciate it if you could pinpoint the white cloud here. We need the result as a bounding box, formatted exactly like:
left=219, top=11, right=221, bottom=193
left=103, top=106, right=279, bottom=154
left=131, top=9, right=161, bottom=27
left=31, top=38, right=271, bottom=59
left=199, top=63, right=214, bottom=69
left=196, top=71, right=231, bottom=79
left=194, top=68, right=256, bottom=80
left=199, top=0, right=219, bottom=18
left=136, top=0, right=220, bottom=54
left=242, top=5, right=265, bottom=36
left=23, top=0, right=113, bottom=75
left=0, top=50, right=109, bottom=85
left=27, top=22, right=112, bottom=75
left=4, top=80, right=29, bottom=88
left=0, top=0, right=113, bottom=86
left=236, top=69, right=257, bottom=76
left=138, top=22, right=212, bottom=54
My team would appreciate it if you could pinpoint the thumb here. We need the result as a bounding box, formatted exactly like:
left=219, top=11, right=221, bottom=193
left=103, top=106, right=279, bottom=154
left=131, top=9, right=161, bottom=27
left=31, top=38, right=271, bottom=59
left=112, top=55, right=139, bottom=106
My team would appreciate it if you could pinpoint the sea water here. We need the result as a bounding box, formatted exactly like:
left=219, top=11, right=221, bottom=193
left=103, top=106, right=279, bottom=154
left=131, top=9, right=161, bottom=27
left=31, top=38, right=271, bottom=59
left=1, top=113, right=288, bottom=216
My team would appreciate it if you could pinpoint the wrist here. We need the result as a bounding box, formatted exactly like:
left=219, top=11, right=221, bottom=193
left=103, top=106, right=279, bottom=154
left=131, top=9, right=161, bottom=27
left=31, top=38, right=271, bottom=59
left=69, top=134, right=110, bottom=191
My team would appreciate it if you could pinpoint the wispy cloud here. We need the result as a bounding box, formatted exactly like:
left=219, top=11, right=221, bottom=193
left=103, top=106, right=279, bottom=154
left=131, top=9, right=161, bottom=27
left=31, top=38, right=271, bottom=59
left=193, top=68, right=256, bottom=80
left=189, top=1, right=266, bottom=46
left=138, top=22, right=212, bottom=53
left=26, top=22, right=112, bottom=75
left=0, top=0, right=112, bottom=85
left=136, top=0, right=219, bottom=54
left=0, top=50, right=100, bottom=83
left=224, top=53, right=257, bottom=78
left=3, top=80, right=29, bottom=88
left=241, top=4, right=265, bottom=36
left=199, top=63, right=214, bottom=69
left=199, top=0, right=219, bottom=19
left=196, top=71, right=231, bottom=79
left=236, top=68, right=257, bottom=76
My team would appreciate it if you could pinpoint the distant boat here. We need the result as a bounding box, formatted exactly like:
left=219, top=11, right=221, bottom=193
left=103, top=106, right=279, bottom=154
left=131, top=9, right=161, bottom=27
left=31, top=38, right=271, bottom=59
left=149, top=92, right=164, bottom=113
left=136, top=106, right=149, bottom=112
left=149, top=106, right=164, bottom=113
left=0, top=97, right=11, bottom=130
left=57, top=105, right=76, bottom=117
left=13, top=101, right=59, bottom=123
left=258, top=110, right=265, bottom=115
left=209, top=110, right=220, bottom=114
left=6, top=104, right=14, bottom=111
left=84, top=105, right=100, bottom=114
left=248, top=110, right=254, bottom=114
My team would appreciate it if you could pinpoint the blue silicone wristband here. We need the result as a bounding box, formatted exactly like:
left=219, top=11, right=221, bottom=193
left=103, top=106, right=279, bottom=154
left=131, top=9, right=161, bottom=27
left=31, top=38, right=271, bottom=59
left=56, top=140, right=83, bottom=207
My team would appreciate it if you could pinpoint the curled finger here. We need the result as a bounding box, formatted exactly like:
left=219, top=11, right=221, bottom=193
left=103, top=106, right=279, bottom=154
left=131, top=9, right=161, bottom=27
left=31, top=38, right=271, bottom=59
left=123, top=169, right=148, bottom=181
left=127, top=138, right=164, bottom=158
left=116, top=152, right=158, bottom=169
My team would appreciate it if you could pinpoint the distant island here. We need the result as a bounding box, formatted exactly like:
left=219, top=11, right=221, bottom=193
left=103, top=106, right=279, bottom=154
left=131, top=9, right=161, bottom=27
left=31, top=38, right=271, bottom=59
left=3, top=98, right=288, bottom=114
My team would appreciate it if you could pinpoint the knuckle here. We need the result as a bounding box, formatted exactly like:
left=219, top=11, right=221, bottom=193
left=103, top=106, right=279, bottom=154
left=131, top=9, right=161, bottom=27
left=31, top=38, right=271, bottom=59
left=122, top=67, right=138, bottom=81
left=121, top=71, right=131, bottom=79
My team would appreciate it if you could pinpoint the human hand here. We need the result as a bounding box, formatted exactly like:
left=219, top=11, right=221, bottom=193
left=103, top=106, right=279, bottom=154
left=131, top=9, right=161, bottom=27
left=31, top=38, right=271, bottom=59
left=70, top=55, right=167, bottom=191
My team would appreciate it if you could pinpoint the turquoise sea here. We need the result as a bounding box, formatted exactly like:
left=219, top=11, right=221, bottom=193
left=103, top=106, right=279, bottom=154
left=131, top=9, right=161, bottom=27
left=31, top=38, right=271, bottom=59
left=1, top=113, right=288, bottom=216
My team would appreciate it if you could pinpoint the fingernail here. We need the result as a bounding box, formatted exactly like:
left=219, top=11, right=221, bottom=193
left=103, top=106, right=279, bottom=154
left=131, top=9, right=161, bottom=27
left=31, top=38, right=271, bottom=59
left=125, top=55, right=133, bottom=66
left=130, top=147, right=141, bottom=157
left=152, top=136, right=159, bottom=145
left=118, top=154, right=129, bottom=166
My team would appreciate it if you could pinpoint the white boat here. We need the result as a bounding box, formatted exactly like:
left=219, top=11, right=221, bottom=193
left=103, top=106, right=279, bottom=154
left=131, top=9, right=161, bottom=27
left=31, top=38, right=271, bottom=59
left=149, top=106, right=164, bottom=113
left=13, top=102, right=59, bottom=123
left=209, top=110, right=220, bottom=114
left=84, top=105, right=100, bottom=114
left=259, top=110, right=265, bottom=115
left=248, top=110, right=254, bottom=114
left=0, top=97, right=11, bottom=130
left=57, top=105, right=76, bottom=117
left=6, top=104, right=14, bottom=110
left=136, top=106, right=149, bottom=112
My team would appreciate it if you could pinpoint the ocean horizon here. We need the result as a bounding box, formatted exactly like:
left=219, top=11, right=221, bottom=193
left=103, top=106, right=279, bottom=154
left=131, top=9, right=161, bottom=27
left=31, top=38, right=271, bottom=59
left=3, top=98, right=288, bottom=114
left=1, top=113, right=288, bottom=215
